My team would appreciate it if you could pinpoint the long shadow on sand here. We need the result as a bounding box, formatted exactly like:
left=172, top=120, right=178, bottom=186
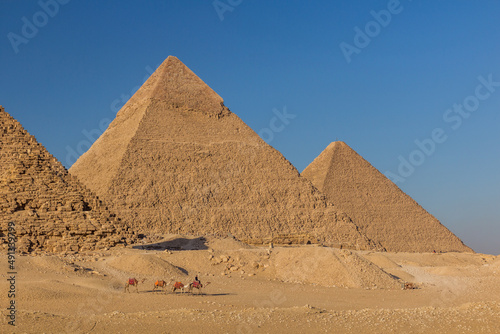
left=132, top=237, right=209, bottom=251
left=144, top=291, right=234, bottom=297
left=171, top=293, right=235, bottom=297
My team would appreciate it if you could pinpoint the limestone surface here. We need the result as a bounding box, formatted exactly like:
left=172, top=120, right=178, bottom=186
left=70, top=56, right=376, bottom=250
left=0, top=106, right=136, bottom=253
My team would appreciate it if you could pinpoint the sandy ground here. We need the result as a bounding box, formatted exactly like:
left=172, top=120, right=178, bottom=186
left=1, top=235, right=499, bottom=333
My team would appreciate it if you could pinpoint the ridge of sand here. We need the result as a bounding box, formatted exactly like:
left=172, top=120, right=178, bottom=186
left=269, top=247, right=400, bottom=289
left=301, top=141, right=472, bottom=253
left=70, top=57, right=377, bottom=250
left=0, top=106, right=136, bottom=253
left=104, top=253, right=187, bottom=280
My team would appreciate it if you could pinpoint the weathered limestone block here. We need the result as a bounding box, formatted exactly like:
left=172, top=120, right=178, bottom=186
left=0, top=106, right=137, bottom=253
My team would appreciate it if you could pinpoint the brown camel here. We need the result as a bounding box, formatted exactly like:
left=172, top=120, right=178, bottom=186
left=124, top=278, right=145, bottom=293
left=172, top=281, right=190, bottom=293
left=189, top=281, right=211, bottom=295
left=153, top=280, right=170, bottom=292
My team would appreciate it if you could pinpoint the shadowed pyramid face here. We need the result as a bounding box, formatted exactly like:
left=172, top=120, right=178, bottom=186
left=301, top=141, right=472, bottom=253
left=69, top=57, right=377, bottom=250
left=0, top=106, right=135, bottom=253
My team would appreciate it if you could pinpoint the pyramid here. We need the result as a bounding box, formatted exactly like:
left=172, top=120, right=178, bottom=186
left=69, top=56, right=377, bottom=250
left=301, top=141, right=472, bottom=253
left=0, top=106, right=136, bottom=253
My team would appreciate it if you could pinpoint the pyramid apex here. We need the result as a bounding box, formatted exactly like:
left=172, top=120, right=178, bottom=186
left=325, top=141, right=351, bottom=151
left=159, top=56, right=199, bottom=75
left=160, top=55, right=194, bottom=71
left=125, top=55, right=231, bottom=119
left=164, top=55, right=181, bottom=63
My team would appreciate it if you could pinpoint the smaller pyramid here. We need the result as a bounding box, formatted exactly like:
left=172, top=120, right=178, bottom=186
left=302, top=141, right=472, bottom=253
left=0, top=106, right=136, bottom=253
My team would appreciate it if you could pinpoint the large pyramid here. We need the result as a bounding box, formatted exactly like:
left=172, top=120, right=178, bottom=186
left=0, top=106, right=136, bottom=253
left=70, top=56, right=377, bottom=250
left=301, top=141, right=472, bottom=253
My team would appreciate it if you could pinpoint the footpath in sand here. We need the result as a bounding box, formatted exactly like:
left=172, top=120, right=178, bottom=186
left=1, top=235, right=499, bottom=333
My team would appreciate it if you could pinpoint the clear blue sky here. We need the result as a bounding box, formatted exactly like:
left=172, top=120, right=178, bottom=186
left=1, top=0, right=499, bottom=254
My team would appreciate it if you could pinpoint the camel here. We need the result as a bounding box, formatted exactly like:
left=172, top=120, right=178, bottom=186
left=171, top=281, right=190, bottom=293
left=188, top=281, right=211, bottom=295
left=124, top=278, right=145, bottom=293
left=153, top=280, right=171, bottom=292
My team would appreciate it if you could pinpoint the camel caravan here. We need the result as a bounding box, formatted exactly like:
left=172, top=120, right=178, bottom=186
left=124, top=276, right=211, bottom=295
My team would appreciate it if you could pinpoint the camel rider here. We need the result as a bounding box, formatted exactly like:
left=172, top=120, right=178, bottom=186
left=194, top=276, right=202, bottom=287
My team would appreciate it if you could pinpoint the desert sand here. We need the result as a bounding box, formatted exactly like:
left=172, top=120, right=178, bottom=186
left=1, top=235, right=499, bottom=333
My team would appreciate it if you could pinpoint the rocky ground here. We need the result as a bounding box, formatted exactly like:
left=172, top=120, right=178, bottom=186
left=1, top=235, right=499, bottom=333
